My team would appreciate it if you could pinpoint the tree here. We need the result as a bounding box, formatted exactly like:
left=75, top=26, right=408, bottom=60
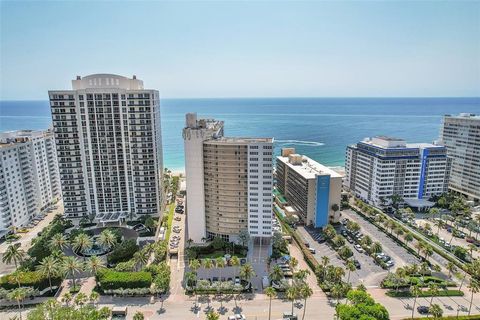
left=98, top=229, right=117, bottom=251
left=269, top=265, right=284, bottom=283
left=286, top=285, right=298, bottom=315
left=238, top=229, right=250, bottom=247
left=206, top=310, right=220, bottom=320
left=331, top=283, right=343, bottom=306
left=468, top=279, right=479, bottom=316
left=265, top=286, right=276, bottom=320
left=410, top=285, right=421, bottom=319
left=61, top=292, right=72, bottom=306
left=189, top=258, right=201, bottom=273
left=346, top=260, right=355, bottom=285
left=89, top=291, right=99, bottom=308
left=371, top=242, right=382, bottom=254
left=202, top=259, right=214, bottom=281
left=389, top=194, right=403, bottom=211
left=428, top=283, right=439, bottom=310
left=74, top=292, right=88, bottom=306
left=71, top=233, right=93, bottom=259
left=239, top=263, right=255, bottom=284
left=430, top=303, right=443, bottom=319
left=331, top=203, right=340, bottom=217
left=3, top=243, right=26, bottom=268
left=133, top=251, right=148, bottom=270
left=7, top=287, right=28, bottom=320
left=62, top=256, right=83, bottom=291
left=86, top=255, right=105, bottom=275
left=133, top=311, right=145, bottom=320
left=289, top=257, right=298, bottom=271
left=36, top=256, right=58, bottom=293
left=50, top=233, right=68, bottom=252
left=446, top=261, right=457, bottom=279
left=323, top=224, right=336, bottom=240
left=404, top=233, right=414, bottom=246
left=26, top=298, right=111, bottom=319
left=299, top=284, right=313, bottom=320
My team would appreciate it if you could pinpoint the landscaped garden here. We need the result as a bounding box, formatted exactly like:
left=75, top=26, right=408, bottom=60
left=186, top=236, right=248, bottom=260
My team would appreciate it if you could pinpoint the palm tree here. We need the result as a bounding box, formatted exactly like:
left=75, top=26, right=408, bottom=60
left=286, top=285, right=297, bottom=315
left=203, top=259, right=214, bottom=281
left=468, top=279, right=479, bottom=316
left=206, top=310, right=220, bottom=320
left=294, top=269, right=310, bottom=284
left=467, top=243, right=477, bottom=258
left=71, top=233, right=93, bottom=259
left=299, top=284, right=313, bottom=320
left=331, top=283, right=343, bottom=306
left=86, top=255, right=105, bottom=275
left=410, top=285, right=421, bottom=319
left=98, top=229, right=117, bottom=251
left=61, top=292, right=72, bottom=306
left=430, top=303, right=443, bottom=319
left=428, top=283, right=439, bottom=309
left=360, top=235, right=372, bottom=248
left=239, top=263, right=256, bottom=285
left=404, top=233, right=414, bottom=247
left=133, top=251, right=148, bottom=270
left=36, top=255, right=58, bottom=293
left=269, top=265, right=284, bottom=283
left=133, top=312, right=145, bottom=320
left=50, top=233, right=68, bottom=252
left=265, top=286, right=276, bottom=320
left=346, top=260, right=355, bottom=284
left=74, top=292, right=88, bottom=306
left=371, top=242, right=382, bottom=255
left=415, top=241, right=425, bottom=256
left=62, top=256, right=83, bottom=291
left=7, top=287, right=28, bottom=320
left=189, top=258, right=201, bottom=273
left=289, top=257, right=298, bottom=271
left=446, top=261, right=457, bottom=279
left=2, top=243, right=26, bottom=268
left=230, top=256, right=240, bottom=281
left=89, top=291, right=100, bottom=307
left=422, top=245, right=433, bottom=262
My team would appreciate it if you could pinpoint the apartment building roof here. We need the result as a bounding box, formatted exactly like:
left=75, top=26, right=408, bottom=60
left=205, top=137, right=273, bottom=144
left=277, top=154, right=342, bottom=179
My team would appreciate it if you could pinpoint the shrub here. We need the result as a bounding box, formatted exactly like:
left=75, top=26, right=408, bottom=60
left=107, top=239, right=139, bottom=265
left=27, top=216, right=71, bottom=264
left=97, top=270, right=152, bottom=290
left=0, top=271, right=62, bottom=290
left=386, top=289, right=463, bottom=298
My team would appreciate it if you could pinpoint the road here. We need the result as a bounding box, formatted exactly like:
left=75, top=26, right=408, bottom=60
left=0, top=201, right=63, bottom=276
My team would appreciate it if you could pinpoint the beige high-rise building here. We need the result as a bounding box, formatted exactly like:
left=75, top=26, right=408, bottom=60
left=183, top=113, right=274, bottom=243
left=440, top=113, right=480, bottom=202
left=49, top=74, right=164, bottom=222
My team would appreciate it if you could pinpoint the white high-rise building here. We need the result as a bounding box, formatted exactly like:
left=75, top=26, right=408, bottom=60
left=0, top=129, right=61, bottom=234
left=345, top=136, right=451, bottom=208
left=49, top=74, right=164, bottom=222
left=440, top=113, right=480, bottom=202
left=183, top=113, right=273, bottom=243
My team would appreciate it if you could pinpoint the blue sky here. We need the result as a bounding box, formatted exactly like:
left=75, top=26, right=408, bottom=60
left=0, top=1, right=479, bottom=99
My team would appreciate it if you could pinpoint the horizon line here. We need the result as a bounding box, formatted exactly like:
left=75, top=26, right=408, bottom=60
left=1, top=96, right=480, bottom=102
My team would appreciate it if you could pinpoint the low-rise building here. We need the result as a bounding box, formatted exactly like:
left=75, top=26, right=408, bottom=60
left=0, top=129, right=61, bottom=234
left=276, top=148, right=342, bottom=228
left=344, top=136, right=451, bottom=207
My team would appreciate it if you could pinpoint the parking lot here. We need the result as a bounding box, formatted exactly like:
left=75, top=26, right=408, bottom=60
left=342, top=209, right=421, bottom=268
left=297, top=225, right=387, bottom=287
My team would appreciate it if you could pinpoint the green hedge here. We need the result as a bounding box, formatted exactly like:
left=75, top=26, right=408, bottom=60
left=0, top=271, right=62, bottom=290
left=406, top=316, right=480, bottom=320
left=382, top=276, right=455, bottom=289
left=97, top=270, right=152, bottom=290
left=386, top=289, right=464, bottom=298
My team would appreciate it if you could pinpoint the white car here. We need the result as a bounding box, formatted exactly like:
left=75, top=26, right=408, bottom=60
left=354, top=244, right=364, bottom=253
left=228, top=314, right=246, bottom=320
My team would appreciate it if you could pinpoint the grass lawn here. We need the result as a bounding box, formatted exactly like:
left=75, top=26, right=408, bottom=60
left=164, top=204, right=175, bottom=241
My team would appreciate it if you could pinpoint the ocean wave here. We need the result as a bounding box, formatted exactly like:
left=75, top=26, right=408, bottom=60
left=275, top=139, right=324, bottom=147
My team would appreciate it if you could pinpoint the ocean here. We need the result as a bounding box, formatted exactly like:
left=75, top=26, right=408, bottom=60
left=1, top=98, right=479, bottom=171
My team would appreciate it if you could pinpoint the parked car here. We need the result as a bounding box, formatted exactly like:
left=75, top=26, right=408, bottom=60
left=353, top=259, right=361, bottom=269
left=308, top=248, right=316, bottom=254
left=417, top=306, right=429, bottom=314
left=354, top=244, right=364, bottom=253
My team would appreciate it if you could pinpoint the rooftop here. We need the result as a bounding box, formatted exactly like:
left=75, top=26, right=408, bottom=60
left=359, top=136, right=442, bottom=149
left=277, top=154, right=342, bottom=179
left=70, top=74, right=145, bottom=90
left=206, top=137, right=273, bottom=144
left=445, top=113, right=480, bottom=120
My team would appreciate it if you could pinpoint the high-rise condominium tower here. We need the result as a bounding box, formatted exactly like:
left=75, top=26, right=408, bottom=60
left=345, top=136, right=450, bottom=207
left=0, top=129, right=61, bottom=234
left=49, top=74, right=164, bottom=222
left=440, top=113, right=480, bottom=202
left=183, top=113, right=273, bottom=243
